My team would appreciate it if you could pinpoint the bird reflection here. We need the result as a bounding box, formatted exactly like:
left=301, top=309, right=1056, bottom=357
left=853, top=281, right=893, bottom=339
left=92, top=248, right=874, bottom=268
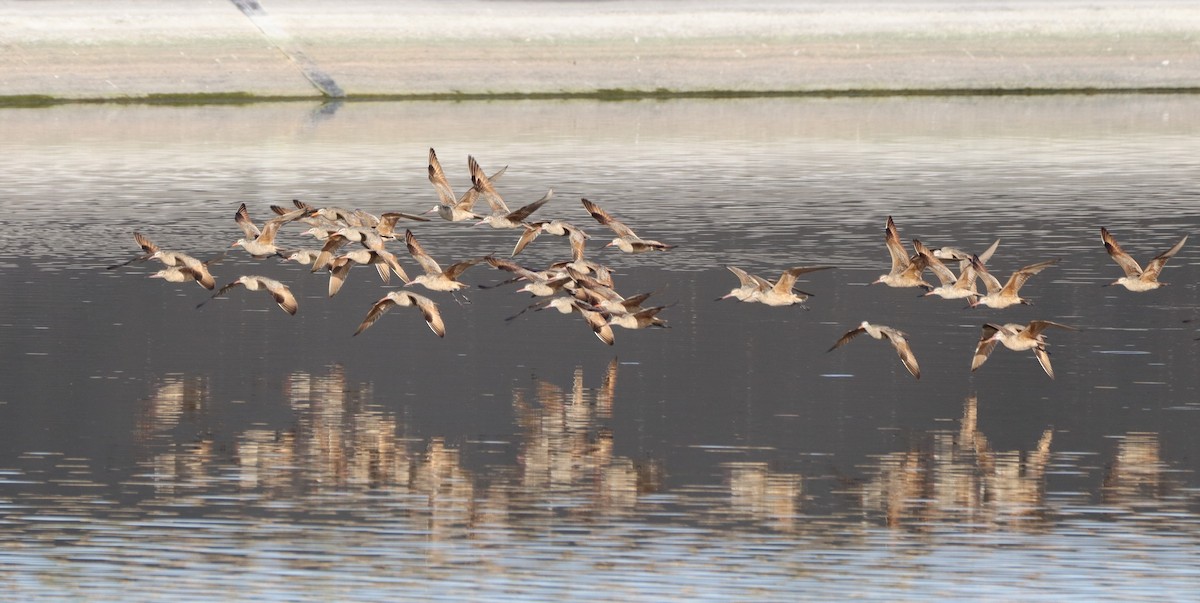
left=135, top=374, right=209, bottom=442
left=859, top=395, right=1052, bottom=530
left=510, top=358, right=661, bottom=516
left=724, top=462, right=803, bottom=532
left=1102, top=432, right=1170, bottom=507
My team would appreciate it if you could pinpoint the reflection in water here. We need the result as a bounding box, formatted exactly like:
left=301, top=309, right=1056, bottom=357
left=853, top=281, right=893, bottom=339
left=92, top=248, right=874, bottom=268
left=860, top=395, right=1052, bottom=530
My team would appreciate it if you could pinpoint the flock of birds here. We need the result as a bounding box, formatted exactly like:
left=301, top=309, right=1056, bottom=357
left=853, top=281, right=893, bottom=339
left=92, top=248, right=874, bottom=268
left=109, top=149, right=1190, bottom=381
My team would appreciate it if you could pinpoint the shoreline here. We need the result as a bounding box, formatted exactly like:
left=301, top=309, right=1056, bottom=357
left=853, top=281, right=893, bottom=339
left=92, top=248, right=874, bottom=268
left=5, top=86, right=1200, bottom=109
left=4, top=1, right=1198, bottom=103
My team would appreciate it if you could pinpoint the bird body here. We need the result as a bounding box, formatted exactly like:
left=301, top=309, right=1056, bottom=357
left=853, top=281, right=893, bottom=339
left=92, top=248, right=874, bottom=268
left=971, top=320, right=1077, bottom=379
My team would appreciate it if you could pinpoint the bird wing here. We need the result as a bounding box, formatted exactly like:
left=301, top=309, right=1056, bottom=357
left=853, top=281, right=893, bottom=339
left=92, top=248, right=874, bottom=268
left=457, top=164, right=506, bottom=211
left=427, top=148, right=458, bottom=206
left=512, top=225, right=542, bottom=257
left=977, top=238, right=1001, bottom=265
left=775, top=266, right=835, bottom=294
left=264, top=279, right=298, bottom=315
left=442, top=257, right=484, bottom=280
left=1033, top=347, right=1055, bottom=379
left=1143, top=235, right=1188, bottom=279
left=468, top=155, right=510, bottom=214
left=353, top=295, right=397, bottom=336
left=486, top=255, right=539, bottom=281
left=914, top=239, right=956, bottom=286
left=576, top=304, right=615, bottom=345
left=312, top=234, right=350, bottom=272
left=505, top=189, right=554, bottom=222
left=882, top=328, right=921, bottom=379
left=727, top=266, right=758, bottom=288
left=971, top=324, right=1002, bottom=371
left=1023, top=320, right=1078, bottom=338
left=1001, top=259, right=1060, bottom=296
left=412, top=293, right=447, bottom=337
left=1100, top=228, right=1144, bottom=277
left=133, top=232, right=160, bottom=255
left=827, top=326, right=866, bottom=352
left=884, top=216, right=911, bottom=273
left=328, top=259, right=352, bottom=297
left=970, top=255, right=1003, bottom=295
left=581, top=198, right=638, bottom=239
left=234, top=203, right=261, bottom=238
left=404, top=230, right=443, bottom=275
left=376, top=249, right=409, bottom=283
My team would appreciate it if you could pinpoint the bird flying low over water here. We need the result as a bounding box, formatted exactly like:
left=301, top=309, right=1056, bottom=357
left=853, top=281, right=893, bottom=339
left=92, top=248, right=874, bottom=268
left=353, top=290, right=445, bottom=338
left=111, top=232, right=220, bottom=290
left=197, top=275, right=298, bottom=315
left=580, top=198, right=674, bottom=253
left=232, top=203, right=308, bottom=258
left=403, top=229, right=483, bottom=293
left=872, top=216, right=931, bottom=289
left=425, top=148, right=507, bottom=222
left=828, top=321, right=921, bottom=380
left=969, top=256, right=1060, bottom=309
left=971, top=320, right=1077, bottom=379
left=719, top=266, right=834, bottom=306
left=915, top=238, right=999, bottom=301
left=1100, top=227, right=1187, bottom=292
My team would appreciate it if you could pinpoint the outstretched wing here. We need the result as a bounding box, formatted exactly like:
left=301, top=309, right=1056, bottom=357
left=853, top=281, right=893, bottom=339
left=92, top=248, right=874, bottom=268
left=971, top=324, right=1001, bottom=372
left=828, top=326, right=866, bottom=352
left=581, top=198, right=638, bottom=239
left=1143, top=235, right=1188, bottom=279
left=1100, top=227, right=1143, bottom=277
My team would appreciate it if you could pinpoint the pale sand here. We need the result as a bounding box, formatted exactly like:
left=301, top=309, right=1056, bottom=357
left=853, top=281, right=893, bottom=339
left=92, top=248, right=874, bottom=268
left=2, top=0, right=1199, bottom=100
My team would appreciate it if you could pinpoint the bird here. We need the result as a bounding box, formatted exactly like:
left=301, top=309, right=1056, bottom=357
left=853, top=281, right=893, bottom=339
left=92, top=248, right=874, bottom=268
left=511, top=219, right=589, bottom=257
left=827, top=321, right=921, bottom=380
left=915, top=238, right=999, bottom=301
left=483, top=256, right=573, bottom=297
left=580, top=198, right=674, bottom=253
left=232, top=203, right=307, bottom=258
left=466, top=154, right=514, bottom=216
left=353, top=290, right=445, bottom=338
left=755, top=266, right=836, bottom=307
left=425, top=148, right=506, bottom=222
left=971, top=320, right=1077, bottom=379
left=717, top=266, right=773, bottom=302
left=374, top=211, right=430, bottom=238
left=872, top=216, right=931, bottom=289
left=607, top=305, right=671, bottom=330
left=1100, top=227, right=1187, bottom=292
left=474, top=189, right=555, bottom=229
left=148, top=265, right=214, bottom=289
left=403, top=229, right=483, bottom=294
left=197, top=275, right=298, bottom=315
left=970, top=257, right=1060, bottom=309
left=111, top=232, right=219, bottom=290
left=326, top=249, right=409, bottom=297
left=509, top=296, right=615, bottom=345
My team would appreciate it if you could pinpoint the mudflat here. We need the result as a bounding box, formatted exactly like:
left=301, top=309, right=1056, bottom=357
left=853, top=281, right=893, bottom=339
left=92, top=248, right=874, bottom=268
left=3, top=0, right=1200, bottom=100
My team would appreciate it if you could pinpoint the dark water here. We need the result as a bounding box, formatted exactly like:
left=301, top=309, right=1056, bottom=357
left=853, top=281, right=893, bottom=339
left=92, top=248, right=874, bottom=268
left=1, top=97, right=1199, bottom=601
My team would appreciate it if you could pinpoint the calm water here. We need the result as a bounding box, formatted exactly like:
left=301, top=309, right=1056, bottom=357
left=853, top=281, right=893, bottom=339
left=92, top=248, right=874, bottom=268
left=1, top=97, right=1199, bottom=601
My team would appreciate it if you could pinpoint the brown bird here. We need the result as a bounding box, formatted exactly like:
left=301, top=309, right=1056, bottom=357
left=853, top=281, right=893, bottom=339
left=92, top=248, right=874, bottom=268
left=232, top=203, right=307, bottom=258
left=828, top=321, right=921, bottom=380
left=1100, top=227, right=1187, bottom=292
left=197, top=275, right=298, bottom=315
left=111, top=232, right=219, bottom=290
left=425, top=148, right=507, bottom=222
left=403, top=229, right=483, bottom=293
left=353, top=290, right=445, bottom=338
left=970, top=257, right=1060, bottom=309
left=581, top=198, right=674, bottom=253
left=872, top=216, right=931, bottom=289
left=971, top=320, right=1077, bottom=379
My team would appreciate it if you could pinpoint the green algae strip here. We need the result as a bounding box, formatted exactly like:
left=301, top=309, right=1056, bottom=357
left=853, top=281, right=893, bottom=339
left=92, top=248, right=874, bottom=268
left=3, top=87, right=1200, bottom=108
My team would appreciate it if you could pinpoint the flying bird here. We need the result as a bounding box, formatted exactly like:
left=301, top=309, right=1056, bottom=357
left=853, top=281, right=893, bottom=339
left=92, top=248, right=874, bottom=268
left=828, top=321, right=921, bottom=380
left=1100, top=227, right=1187, bottom=292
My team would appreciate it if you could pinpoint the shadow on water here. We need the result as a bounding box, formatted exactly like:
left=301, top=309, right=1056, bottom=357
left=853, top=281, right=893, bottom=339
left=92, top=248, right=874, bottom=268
left=1, top=96, right=1199, bottom=600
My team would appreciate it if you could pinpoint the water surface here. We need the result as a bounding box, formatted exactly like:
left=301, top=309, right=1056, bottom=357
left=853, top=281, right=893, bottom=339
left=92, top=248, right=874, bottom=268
left=1, top=97, right=1199, bottom=601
